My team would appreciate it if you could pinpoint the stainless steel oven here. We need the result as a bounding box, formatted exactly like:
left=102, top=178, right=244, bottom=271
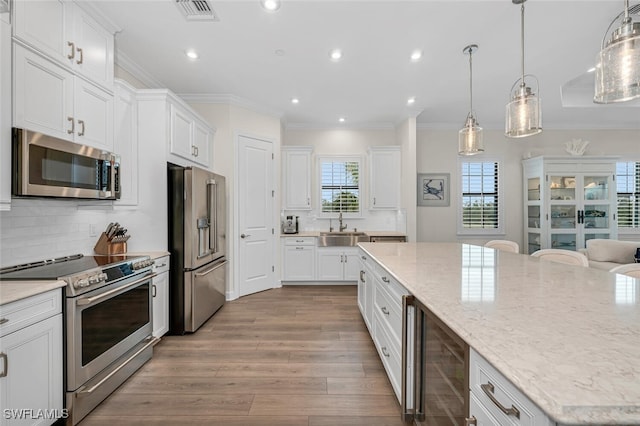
left=12, top=127, right=121, bottom=200
left=0, top=254, right=158, bottom=425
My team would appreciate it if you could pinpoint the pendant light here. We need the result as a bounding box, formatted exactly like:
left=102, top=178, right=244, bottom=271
left=505, top=0, right=542, bottom=138
left=594, top=0, right=640, bottom=103
left=459, top=44, right=484, bottom=156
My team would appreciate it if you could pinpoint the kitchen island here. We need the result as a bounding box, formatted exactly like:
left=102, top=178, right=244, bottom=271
left=358, top=242, right=640, bottom=425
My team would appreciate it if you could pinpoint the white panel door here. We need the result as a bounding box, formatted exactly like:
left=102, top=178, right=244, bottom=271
left=12, top=0, right=69, bottom=66
left=192, top=120, right=211, bottom=167
left=317, top=249, right=343, bottom=281
left=238, top=135, right=275, bottom=297
left=13, top=45, right=74, bottom=140
left=343, top=250, right=361, bottom=281
left=72, top=7, right=114, bottom=89
left=0, top=314, right=63, bottom=426
left=113, top=80, right=138, bottom=207
left=170, top=104, right=193, bottom=161
left=74, top=78, right=113, bottom=151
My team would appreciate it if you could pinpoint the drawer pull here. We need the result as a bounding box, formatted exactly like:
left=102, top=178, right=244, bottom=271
left=381, top=276, right=389, bottom=283
left=0, top=318, right=8, bottom=325
left=361, top=255, right=366, bottom=260
left=381, top=306, right=390, bottom=316
left=359, top=270, right=365, bottom=283
left=156, top=263, right=167, bottom=268
left=481, top=382, right=520, bottom=419
left=381, top=346, right=390, bottom=357
left=465, top=416, right=477, bottom=426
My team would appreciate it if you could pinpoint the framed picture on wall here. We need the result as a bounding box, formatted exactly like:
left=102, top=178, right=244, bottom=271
left=417, top=173, right=450, bottom=206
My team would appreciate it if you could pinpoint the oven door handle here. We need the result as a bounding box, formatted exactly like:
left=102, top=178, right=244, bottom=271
left=76, top=336, right=160, bottom=397
left=76, top=273, right=157, bottom=306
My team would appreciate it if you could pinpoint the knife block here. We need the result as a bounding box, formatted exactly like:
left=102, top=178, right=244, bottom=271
left=94, top=232, right=127, bottom=255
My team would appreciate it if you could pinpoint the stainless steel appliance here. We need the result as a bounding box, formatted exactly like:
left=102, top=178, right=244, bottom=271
left=402, top=295, right=470, bottom=425
left=283, top=215, right=298, bottom=234
left=12, top=127, right=121, bottom=200
left=0, top=254, right=158, bottom=425
left=369, top=235, right=407, bottom=243
left=168, top=163, right=227, bottom=334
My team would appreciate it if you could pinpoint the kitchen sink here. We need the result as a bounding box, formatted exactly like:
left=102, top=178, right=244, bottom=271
left=317, top=231, right=370, bottom=247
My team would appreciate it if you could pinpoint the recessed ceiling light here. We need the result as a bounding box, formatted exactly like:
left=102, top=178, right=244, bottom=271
left=261, top=0, right=280, bottom=12
left=185, top=49, right=199, bottom=60
left=329, top=49, right=343, bottom=61
left=275, top=49, right=285, bottom=56
left=587, top=67, right=596, bottom=73
left=407, top=97, right=416, bottom=105
left=410, top=50, right=422, bottom=62
left=291, top=98, right=299, bottom=104
left=339, top=117, right=346, bottom=123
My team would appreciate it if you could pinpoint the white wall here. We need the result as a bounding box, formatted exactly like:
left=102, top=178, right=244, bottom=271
left=396, top=118, right=417, bottom=242
left=282, top=127, right=405, bottom=233
left=189, top=102, right=281, bottom=300
left=416, top=128, right=640, bottom=248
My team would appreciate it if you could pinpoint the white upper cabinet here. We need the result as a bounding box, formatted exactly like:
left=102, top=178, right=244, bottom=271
left=169, top=102, right=213, bottom=168
left=282, top=147, right=312, bottom=210
left=13, top=45, right=114, bottom=151
left=12, top=0, right=114, bottom=90
left=369, top=146, right=401, bottom=210
left=113, top=79, right=139, bottom=207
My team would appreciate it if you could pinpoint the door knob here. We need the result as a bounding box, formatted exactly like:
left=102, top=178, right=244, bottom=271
left=240, top=233, right=251, bottom=239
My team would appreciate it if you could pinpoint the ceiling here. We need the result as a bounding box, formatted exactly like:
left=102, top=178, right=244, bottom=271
left=90, top=0, right=640, bottom=130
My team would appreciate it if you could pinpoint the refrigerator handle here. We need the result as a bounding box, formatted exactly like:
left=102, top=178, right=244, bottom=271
left=207, top=179, right=218, bottom=255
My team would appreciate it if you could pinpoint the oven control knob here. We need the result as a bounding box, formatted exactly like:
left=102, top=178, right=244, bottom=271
left=74, top=278, right=90, bottom=288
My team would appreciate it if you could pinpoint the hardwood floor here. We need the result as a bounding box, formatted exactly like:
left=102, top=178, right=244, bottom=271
left=80, top=285, right=407, bottom=425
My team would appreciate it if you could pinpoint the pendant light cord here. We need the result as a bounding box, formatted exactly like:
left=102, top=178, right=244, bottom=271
left=520, top=2, right=526, bottom=86
left=469, top=48, right=473, bottom=114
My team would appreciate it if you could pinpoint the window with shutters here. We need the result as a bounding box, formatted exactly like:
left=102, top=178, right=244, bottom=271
left=616, top=161, right=640, bottom=229
left=458, top=160, right=504, bottom=235
left=319, top=157, right=361, bottom=216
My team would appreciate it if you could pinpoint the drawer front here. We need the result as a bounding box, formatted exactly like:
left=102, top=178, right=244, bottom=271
left=470, top=392, right=501, bottom=426
left=373, top=313, right=402, bottom=402
left=374, top=279, right=402, bottom=344
left=470, top=349, right=551, bottom=426
left=358, top=249, right=374, bottom=270
left=152, top=255, right=170, bottom=274
left=0, top=289, right=62, bottom=337
left=376, top=269, right=408, bottom=302
left=283, top=236, right=316, bottom=246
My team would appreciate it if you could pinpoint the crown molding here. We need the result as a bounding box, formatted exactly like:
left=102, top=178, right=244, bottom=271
left=284, top=122, right=396, bottom=131
left=179, top=93, right=283, bottom=119
left=115, top=49, right=166, bottom=89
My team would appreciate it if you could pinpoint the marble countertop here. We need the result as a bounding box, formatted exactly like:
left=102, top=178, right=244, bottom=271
left=358, top=242, right=640, bottom=425
left=0, top=280, right=66, bottom=305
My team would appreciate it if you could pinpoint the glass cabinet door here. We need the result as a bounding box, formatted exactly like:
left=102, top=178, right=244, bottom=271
left=550, top=205, right=576, bottom=229
left=527, top=206, right=540, bottom=229
left=551, top=234, right=577, bottom=251
left=527, top=177, right=540, bottom=201
left=582, top=176, right=609, bottom=201
left=549, top=175, right=576, bottom=201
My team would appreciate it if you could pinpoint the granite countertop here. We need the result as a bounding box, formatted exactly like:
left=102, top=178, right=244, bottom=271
left=358, top=242, right=640, bottom=425
left=0, top=280, right=66, bottom=305
left=281, top=231, right=406, bottom=237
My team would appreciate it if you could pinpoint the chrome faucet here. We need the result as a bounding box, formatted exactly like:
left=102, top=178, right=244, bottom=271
left=338, top=212, right=347, bottom=232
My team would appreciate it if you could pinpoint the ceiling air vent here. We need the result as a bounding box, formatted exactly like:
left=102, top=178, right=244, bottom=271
left=175, top=0, right=219, bottom=22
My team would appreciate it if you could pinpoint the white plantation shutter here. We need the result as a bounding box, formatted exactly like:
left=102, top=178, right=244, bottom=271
left=320, top=159, right=360, bottom=213
left=616, top=161, right=640, bottom=229
left=460, top=161, right=501, bottom=233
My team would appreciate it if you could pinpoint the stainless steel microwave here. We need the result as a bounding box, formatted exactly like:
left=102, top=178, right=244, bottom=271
left=12, top=128, right=121, bottom=200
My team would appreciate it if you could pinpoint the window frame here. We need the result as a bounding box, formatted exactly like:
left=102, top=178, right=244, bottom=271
left=616, top=160, right=640, bottom=231
left=317, top=155, right=363, bottom=218
left=456, top=157, right=505, bottom=236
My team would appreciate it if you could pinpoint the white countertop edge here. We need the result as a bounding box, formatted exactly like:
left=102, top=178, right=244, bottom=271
left=1, top=280, right=66, bottom=305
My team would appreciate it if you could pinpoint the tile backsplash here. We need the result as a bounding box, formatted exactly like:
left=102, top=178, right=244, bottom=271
left=0, top=199, right=111, bottom=267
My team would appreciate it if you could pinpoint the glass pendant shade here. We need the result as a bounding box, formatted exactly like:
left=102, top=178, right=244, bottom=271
left=505, top=0, right=542, bottom=138
left=594, top=19, right=640, bottom=103
left=459, top=114, right=483, bottom=155
left=505, top=80, right=542, bottom=138
left=459, top=44, right=484, bottom=156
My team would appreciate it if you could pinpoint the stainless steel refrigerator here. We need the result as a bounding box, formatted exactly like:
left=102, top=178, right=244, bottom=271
left=168, top=163, right=227, bottom=334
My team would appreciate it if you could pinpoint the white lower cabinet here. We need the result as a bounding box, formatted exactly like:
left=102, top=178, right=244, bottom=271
left=317, top=247, right=359, bottom=281
left=0, top=289, right=63, bottom=426
left=152, top=256, right=170, bottom=338
left=281, top=237, right=316, bottom=281
left=470, top=392, right=501, bottom=426
left=469, top=348, right=553, bottom=426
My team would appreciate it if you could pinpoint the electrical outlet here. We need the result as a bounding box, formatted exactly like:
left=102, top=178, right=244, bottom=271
left=89, top=223, right=97, bottom=237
